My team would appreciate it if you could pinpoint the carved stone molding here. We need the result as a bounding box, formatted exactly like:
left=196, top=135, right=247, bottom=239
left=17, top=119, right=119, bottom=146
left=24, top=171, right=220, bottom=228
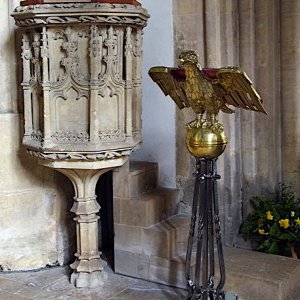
left=27, top=148, right=132, bottom=161
left=31, top=130, right=44, bottom=141
left=20, top=0, right=141, bottom=6
left=15, top=3, right=132, bottom=11
left=99, top=129, right=125, bottom=141
left=14, top=15, right=147, bottom=28
left=52, top=131, right=90, bottom=142
left=13, top=3, right=149, bottom=28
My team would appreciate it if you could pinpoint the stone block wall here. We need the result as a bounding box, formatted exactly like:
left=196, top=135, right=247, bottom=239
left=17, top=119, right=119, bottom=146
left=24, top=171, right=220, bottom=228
left=113, top=160, right=189, bottom=287
left=0, top=115, right=75, bottom=273
left=0, top=0, right=74, bottom=271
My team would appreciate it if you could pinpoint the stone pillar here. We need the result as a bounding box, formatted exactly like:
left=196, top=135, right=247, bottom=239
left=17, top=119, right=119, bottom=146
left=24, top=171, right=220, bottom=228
left=173, top=0, right=282, bottom=247
left=173, top=0, right=243, bottom=244
left=202, top=0, right=243, bottom=247
left=239, top=0, right=281, bottom=215
left=40, top=159, right=127, bottom=287
left=281, top=0, right=300, bottom=196
left=172, top=0, right=205, bottom=212
left=0, top=0, right=18, bottom=113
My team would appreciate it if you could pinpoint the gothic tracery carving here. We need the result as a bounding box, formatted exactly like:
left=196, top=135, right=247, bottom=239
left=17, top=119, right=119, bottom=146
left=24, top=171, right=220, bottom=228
left=14, top=3, right=149, bottom=161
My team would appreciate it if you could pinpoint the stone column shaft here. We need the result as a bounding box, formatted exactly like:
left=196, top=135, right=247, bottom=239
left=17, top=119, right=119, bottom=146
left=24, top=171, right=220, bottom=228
left=40, top=158, right=127, bottom=288
left=173, top=0, right=283, bottom=248
left=281, top=0, right=300, bottom=196
left=58, top=168, right=107, bottom=287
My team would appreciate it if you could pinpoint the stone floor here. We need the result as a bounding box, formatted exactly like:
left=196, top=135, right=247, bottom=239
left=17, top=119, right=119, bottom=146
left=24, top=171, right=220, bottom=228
left=0, top=266, right=188, bottom=300
left=2, top=265, right=300, bottom=299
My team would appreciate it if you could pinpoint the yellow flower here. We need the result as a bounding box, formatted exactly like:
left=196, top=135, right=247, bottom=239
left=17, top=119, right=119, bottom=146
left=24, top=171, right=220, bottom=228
left=279, top=219, right=290, bottom=229
left=295, top=218, right=300, bottom=226
left=266, top=211, right=273, bottom=220
left=258, top=229, right=265, bottom=235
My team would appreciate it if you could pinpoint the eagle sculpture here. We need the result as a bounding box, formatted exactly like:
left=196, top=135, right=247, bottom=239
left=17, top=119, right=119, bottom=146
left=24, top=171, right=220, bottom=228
left=148, top=50, right=267, bottom=158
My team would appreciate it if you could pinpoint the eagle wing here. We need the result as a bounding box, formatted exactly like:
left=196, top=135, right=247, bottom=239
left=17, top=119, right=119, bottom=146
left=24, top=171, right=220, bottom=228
left=216, top=67, right=267, bottom=114
left=148, top=67, right=189, bottom=109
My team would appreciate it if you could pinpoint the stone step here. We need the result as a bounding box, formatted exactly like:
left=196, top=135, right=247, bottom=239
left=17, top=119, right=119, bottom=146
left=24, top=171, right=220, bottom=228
left=148, top=253, right=191, bottom=288
left=114, top=161, right=177, bottom=227
left=129, top=161, right=158, bottom=197
left=223, top=247, right=300, bottom=300
left=115, top=214, right=190, bottom=264
left=139, top=247, right=300, bottom=300
left=142, top=214, right=190, bottom=259
left=115, top=187, right=179, bottom=228
left=115, top=213, right=300, bottom=300
left=114, top=210, right=217, bottom=288
left=113, top=160, right=158, bottom=200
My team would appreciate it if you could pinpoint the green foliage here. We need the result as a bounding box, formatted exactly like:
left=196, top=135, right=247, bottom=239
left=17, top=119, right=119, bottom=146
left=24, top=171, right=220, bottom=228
left=241, top=183, right=300, bottom=257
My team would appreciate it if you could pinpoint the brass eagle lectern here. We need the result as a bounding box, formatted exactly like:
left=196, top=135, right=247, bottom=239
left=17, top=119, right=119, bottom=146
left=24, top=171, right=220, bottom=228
left=149, top=50, right=267, bottom=300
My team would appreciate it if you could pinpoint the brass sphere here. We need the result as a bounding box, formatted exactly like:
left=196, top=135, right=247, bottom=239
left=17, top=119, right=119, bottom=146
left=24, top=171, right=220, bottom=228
left=186, top=125, right=227, bottom=159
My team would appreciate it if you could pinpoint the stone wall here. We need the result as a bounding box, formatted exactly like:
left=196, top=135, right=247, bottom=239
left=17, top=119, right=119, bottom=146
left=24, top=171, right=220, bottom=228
left=281, top=0, right=300, bottom=196
left=173, top=0, right=299, bottom=247
left=0, top=0, right=74, bottom=271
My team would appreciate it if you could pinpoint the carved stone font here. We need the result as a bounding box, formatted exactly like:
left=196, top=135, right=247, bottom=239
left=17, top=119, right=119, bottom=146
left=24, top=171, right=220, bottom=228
left=12, top=2, right=149, bottom=160
left=12, top=2, right=149, bottom=288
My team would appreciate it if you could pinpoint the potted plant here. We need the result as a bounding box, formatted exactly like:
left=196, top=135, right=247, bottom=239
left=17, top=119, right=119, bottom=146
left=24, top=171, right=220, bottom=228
left=242, top=184, right=300, bottom=258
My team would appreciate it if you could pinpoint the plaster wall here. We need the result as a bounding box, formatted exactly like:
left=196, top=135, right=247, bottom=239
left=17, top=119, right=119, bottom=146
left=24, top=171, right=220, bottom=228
left=0, top=0, right=74, bottom=271
left=131, top=0, right=176, bottom=188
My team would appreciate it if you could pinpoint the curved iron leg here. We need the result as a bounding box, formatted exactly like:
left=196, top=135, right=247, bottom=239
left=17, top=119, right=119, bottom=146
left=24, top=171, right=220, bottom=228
left=186, top=159, right=201, bottom=298
left=208, top=160, right=215, bottom=288
left=185, top=158, right=226, bottom=300
left=212, top=160, right=225, bottom=297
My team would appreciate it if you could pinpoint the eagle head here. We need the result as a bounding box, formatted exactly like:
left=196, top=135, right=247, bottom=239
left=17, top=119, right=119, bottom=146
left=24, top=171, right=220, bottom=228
left=179, top=50, right=202, bottom=69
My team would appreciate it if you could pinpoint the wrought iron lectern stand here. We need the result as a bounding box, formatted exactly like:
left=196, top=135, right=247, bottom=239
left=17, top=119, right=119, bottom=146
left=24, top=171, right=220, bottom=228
left=148, top=50, right=266, bottom=300
left=185, top=158, right=226, bottom=300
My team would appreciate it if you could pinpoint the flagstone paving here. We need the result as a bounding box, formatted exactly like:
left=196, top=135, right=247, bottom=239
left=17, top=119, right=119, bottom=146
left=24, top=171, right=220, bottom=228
left=3, top=265, right=298, bottom=299
left=0, top=266, right=186, bottom=299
